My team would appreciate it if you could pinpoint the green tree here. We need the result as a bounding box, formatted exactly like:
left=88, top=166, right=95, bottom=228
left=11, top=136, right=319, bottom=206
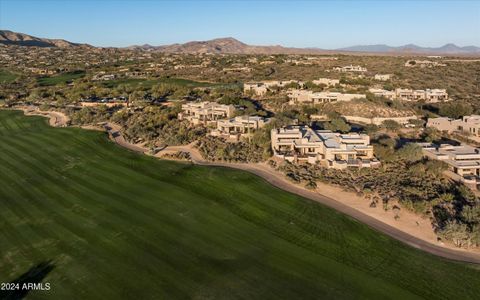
left=382, top=120, right=401, bottom=132
left=439, top=102, right=473, bottom=119
left=324, top=118, right=351, bottom=133
left=396, top=143, right=423, bottom=162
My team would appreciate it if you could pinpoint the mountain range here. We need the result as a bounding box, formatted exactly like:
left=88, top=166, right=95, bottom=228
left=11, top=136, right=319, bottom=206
left=0, top=30, right=91, bottom=48
left=1, top=30, right=479, bottom=55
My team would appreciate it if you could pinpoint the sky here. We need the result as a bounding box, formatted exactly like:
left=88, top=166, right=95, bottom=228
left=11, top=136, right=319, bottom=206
left=1, top=0, right=479, bottom=48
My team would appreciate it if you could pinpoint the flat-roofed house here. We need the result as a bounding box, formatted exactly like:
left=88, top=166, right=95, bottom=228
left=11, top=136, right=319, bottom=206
left=425, top=89, right=449, bottom=102
left=427, top=115, right=480, bottom=137
left=394, top=88, right=448, bottom=102
left=271, top=126, right=378, bottom=168
left=178, top=101, right=235, bottom=125
left=333, top=65, right=367, bottom=72
left=288, top=89, right=366, bottom=104
left=368, top=88, right=396, bottom=100
left=374, top=74, right=392, bottom=81
left=212, top=115, right=270, bottom=141
left=369, top=88, right=448, bottom=102
left=420, top=143, right=480, bottom=178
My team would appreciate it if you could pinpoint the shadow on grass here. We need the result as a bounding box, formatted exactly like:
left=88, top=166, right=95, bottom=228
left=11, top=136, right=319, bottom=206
left=0, top=260, right=55, bottom=300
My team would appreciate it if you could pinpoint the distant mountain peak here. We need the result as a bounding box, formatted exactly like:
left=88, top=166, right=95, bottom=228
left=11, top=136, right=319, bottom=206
left=338, top=43, right=480, bottom=54
left=0, top=29, right=91, bottom=48
left=1, top=30, right=479, bottom=55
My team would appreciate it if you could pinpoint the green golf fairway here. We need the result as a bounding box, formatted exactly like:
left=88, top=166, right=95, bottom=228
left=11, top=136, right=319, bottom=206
left=0, top=110, right=479, bottom=299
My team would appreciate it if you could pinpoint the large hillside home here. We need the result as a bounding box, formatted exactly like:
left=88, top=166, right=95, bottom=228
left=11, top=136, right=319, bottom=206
left=418, top=143, right=480, bottom=184
left=427, top=115, right=480, bottom=137
left=178, top=101, right=235, bottom=125
left=271, top=126, right=378, bottom=169
left=288, top=89, right=366, bottom=104
left=211, top=115, right=270, bottom=141
left=368, top=88, right=449, bottom=102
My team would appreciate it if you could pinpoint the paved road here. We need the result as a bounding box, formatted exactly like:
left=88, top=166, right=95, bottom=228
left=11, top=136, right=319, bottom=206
left=109, top=129, right=480, bottom=264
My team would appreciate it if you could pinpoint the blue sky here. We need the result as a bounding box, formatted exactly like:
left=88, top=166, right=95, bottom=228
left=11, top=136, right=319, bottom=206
left=1, top=0, right=479, bottom=48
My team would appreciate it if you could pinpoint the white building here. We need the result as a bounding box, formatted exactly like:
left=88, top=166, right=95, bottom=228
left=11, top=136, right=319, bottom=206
left=333, top=65, right=367, bottom=72
left=374, top=74, right=392, bottom=81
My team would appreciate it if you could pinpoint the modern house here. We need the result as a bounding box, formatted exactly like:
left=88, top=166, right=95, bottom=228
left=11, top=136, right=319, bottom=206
left=211, top=115, right=270, bottom=141
left=271, top=125, right=378, bottom=168
left=368, top=88, right=449, bottom=102
left=243, top=80, right=302, bottom=96
left=368, top=88, right=396, bottom=100
left=427, top=115, right=480, bottom=137
left=333, top=65, right=367, bottom=72
left=288, top=89, right=366, bottom=104
left=178, top=101, right=235, bottom=125
left=419, top=143, right=480, bottom=181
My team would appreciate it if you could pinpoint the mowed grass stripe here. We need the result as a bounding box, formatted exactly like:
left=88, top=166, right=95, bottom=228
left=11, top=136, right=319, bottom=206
left=0, top=123, right=398, bottom=298
left=1, top=110, right=480, bottom=300
left=1, top=119, right=474, bottom=298
left=0, top=131, right=264, bottom=296
left=0, top=140, right=174, bottom=298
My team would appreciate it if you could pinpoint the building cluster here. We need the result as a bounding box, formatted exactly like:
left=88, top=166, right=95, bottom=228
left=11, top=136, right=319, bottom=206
left=288, top=89, right=366, bottom=104
left=404, top=60, right=447, bottom=68
left=427, top=115, right=480, bottom=137
left=271, top=125, right=378, bottom=169
left=369, top=88, right=449, bottom=102
left=178, top=101, right=269, bottom=141
left=333, top=65, right=367, bottom=72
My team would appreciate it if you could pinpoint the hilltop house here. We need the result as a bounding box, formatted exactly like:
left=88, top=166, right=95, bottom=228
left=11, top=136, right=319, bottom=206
left=271, top=125, right=378, bottom=169
left=211, top=115, right=270, bottom=141
left=427, top=115, right=480, bottom=137
left=178, top=101, right=235, bottom=125
left=288, top=89, right=366, bottom=104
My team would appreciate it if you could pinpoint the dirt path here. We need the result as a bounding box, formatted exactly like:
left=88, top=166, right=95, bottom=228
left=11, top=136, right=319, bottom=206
left=16, top=106, right=69, bottom=127
left=9, top=108, right=480, bottom=264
